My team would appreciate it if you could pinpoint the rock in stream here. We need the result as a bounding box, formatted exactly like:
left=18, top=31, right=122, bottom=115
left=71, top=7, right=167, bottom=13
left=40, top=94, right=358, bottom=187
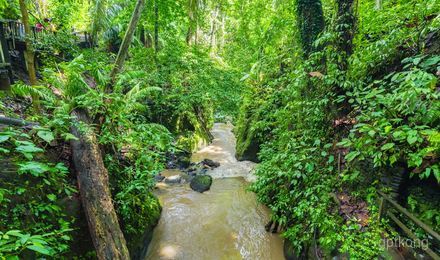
left=190, top=175, right=213, bottom=193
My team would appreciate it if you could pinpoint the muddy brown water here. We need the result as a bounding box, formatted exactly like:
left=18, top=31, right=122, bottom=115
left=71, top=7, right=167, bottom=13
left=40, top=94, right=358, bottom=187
left=144, top=123, right=285, bottom=260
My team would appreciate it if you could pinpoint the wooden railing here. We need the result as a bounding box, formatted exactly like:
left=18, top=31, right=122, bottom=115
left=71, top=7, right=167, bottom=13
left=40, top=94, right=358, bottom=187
left=378, top=191, right=440, bottom=259
left=0, top=20, right=92, bottom=49
left=1, top=20, right=44, bottom=42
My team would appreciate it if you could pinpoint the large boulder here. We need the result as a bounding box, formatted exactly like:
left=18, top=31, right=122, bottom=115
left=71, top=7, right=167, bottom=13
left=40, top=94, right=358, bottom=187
left=190, top=175, right=213, bottom=193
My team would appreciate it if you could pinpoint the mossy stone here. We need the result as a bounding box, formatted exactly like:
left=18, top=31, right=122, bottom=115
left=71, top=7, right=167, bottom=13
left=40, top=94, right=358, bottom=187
left=190, top=175, right=213, bottom=193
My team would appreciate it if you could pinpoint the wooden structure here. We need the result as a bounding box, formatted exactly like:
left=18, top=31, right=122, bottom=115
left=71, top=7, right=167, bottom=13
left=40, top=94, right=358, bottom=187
left=378, top=191, right=440, bottom=259
left=1, top=20, right=92, bottom=49
left=0, top=22, right=12, bottom=90
left=0, top=19, right=93, bottom=89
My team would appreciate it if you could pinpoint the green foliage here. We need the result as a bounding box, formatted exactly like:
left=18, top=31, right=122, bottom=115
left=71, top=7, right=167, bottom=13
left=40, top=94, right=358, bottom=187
left=0, top=0, right=19, bottom=19
left=296, top=0, right=325, bottom=56
left=0, top=128, right=75, bottom=257
left=406, top=186, right=440, bottom=236
left=341, top=55, right=440, bottom=181
left=236, top=0, right=439, bottom=258
left=33, top=30, right=80, bottom=62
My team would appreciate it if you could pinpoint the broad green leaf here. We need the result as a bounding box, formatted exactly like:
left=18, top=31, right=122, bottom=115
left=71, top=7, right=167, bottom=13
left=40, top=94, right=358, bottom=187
left=46, top=194, right=57, bottom=201
left=434, top=167, right=440, bottom=183
left=0, top=135, right=10, bottom=143
left=381, top=143, right=395, bottom=151
left=18, top=162, right=50, bottom=177
left=61, top=133, right=79, bottom=141
left=384, top=125, right=392, bottom=134
left=27, top=244, right=52, bottom=255
left=392, top=130, right=404, bottom=139
left=407, top=131, right=418, bottom=145
left=37, top=130, right=55, bottom=143
left=305, top=163, right=314, bottom=173
left=5, top=230, right=24, bottom=237
left=15, top=145, right=43, bottom=154
left=345, top=151, right=360, bottom=162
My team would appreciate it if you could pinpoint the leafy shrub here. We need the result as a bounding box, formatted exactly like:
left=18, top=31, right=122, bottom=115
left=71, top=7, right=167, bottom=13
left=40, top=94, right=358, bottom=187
left=0, top=128, right=75, bottom=257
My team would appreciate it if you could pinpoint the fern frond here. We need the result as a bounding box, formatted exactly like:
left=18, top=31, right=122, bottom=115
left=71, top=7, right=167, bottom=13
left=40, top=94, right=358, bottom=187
left=11, top=82, right=56, bottom=102
left=126, top=83, right=162, bottom=101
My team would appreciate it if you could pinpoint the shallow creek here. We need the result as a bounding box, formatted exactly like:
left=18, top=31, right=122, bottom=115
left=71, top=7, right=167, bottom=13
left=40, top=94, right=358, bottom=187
left=144, top=123, right=284, bottom=260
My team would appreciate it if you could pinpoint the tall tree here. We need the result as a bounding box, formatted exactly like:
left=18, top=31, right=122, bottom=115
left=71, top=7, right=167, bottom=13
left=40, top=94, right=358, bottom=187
left=296, top=0, right=325, bottom=56
left=154, top=0, right=159, bottom=54
left=90, top=0, right=109, bottom=46
left=335, top=0, right=357, bottom=70
left=109, top=0, right=146, bottom=88
left=186, top=0, right=199, bottom=45
left=375, top=0, right=382, bottom=10
left=18, top=0, right=40, bottom=109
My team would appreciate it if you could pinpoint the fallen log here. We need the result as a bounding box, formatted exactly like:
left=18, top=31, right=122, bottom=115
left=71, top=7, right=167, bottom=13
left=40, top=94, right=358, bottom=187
left=0, top=116, right=38, bottom=127
left=70, top=109, right=130, bottom=260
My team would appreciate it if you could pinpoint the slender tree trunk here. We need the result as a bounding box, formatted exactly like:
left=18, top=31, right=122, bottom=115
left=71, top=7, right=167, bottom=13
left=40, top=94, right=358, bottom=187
left=18, top=0, right=40, bottom=110
left=334, top=0, right=358, bottom=116
left=375, top=0, right=382, bottom=10
left=186, top=0, right=197, bottom=45
left=335, top=0, right=357, bottom=70
left=70, top=109, right=130, bottom=260
left=109, top=0, right=146, bottom=88
left=209, top=6, right=219, bottom=49
left=140, top=27, right=145, bottom=46
left=154, top=0, right=159, bottom=54
left=145, top=31, right=153, bottom=48
left=220, top=14, right=225, bottom=50
left=194, top=23, right=198, bottom=45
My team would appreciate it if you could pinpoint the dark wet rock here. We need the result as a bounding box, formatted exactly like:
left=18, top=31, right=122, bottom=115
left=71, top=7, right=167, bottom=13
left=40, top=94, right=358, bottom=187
left=166, top=151, right=191, bottom=169
left=190, top=175, right=213, bottom=193
left=164, top=175, right=182, bottom=184
left=201, top=159, right=220, bottom=168
left=154, top=174, right=165, bottom=182
left=178, top=157, right=191, bottom=169
left=180, top=173, right=194, bottom=183
left=185, top=159, right=219, bottom=174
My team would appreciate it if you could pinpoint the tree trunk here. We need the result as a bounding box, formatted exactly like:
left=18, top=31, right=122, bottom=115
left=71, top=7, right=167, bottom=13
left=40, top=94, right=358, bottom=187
left=375, top=0, right=382, bottom=10
left=336, top=0, right=357, bottom=69
left=220, top=14, right=225, bottom=50
left=186, top=0, right=198, bottom=45
left=18, top=0, right=40, bottom=110
left=70, top=109, right=130, bottom=260
left=109, top=0, right=146, bottom=88
left=296, top=0, right=325, bottom=57
left=0, top=116, right=37, bottom=127
left=154, top=0, right=159, bottom=54
left=209, top=6, right=219, bottom=49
